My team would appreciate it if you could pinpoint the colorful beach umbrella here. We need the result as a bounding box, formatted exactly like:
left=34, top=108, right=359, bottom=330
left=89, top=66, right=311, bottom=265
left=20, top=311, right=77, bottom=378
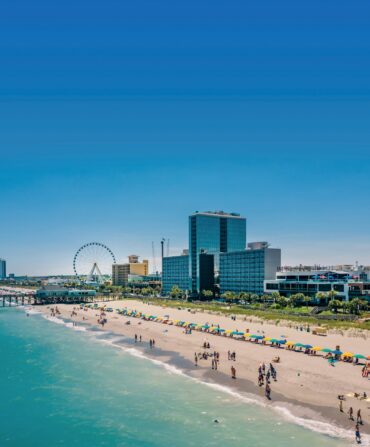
left=332, top=350, right=343, bottom=356
left=353, top=354, right=366, bottom=359
left=312, top=346, right=322, bottom=351
left=342, top=352, right=353, bottom=357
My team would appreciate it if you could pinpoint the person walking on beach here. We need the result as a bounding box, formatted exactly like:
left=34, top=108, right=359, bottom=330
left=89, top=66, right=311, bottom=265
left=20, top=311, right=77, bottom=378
left=355, top=424, right=361, bottom=444
left=231, top=366, right=236, bottom=379
left=194, top=353, right=198, bottom=366
left=135, top=334, right=137, bottom=343
left=149, top=339, right=152, bottom=349
left=139, top=335, right=142, bottom=342
left=348, top=407, right=354, bottom=420
left=339, top=400, right=343, bottom=412
left=265, top=383, right=271, bottom=400
left=357, top=409, right=362, bottom=424
left=228, top=351, right=231, bottom=360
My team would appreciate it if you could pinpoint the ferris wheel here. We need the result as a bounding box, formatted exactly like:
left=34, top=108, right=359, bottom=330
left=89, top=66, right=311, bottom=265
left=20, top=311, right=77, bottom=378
left=73, top=242, right=116, bottom=283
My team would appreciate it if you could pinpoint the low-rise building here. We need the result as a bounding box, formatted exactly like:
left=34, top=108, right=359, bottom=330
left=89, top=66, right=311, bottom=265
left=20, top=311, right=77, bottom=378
left=264, top=268, right=370, bottom=302
left=36, top=286, right=96, bottom=298
left=219, top=243, right=281, bottom=295
left=112, top=256, right=149, bottom=286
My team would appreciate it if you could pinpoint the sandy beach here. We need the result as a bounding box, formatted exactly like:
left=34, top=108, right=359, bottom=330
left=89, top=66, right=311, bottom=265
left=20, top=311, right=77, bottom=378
left=37, top=299, right=370, bottom=439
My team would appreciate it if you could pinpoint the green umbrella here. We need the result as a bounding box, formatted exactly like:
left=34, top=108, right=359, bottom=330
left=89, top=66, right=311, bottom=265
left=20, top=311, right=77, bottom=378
left=320, top=348, right=332, bottom=353
left=353, top=354, right=366, bottom=359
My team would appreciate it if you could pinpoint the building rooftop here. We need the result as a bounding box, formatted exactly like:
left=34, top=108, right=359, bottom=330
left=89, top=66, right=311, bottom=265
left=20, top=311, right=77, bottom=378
left=191, top=210, right=244, bottom=219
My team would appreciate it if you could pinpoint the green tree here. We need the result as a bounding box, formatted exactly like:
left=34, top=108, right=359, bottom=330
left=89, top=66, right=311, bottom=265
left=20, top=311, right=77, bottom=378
left=302, top=295, right=312, bottom=310
left=270, top=291, right=280, bottom=304
left=170, top=285, right=183, bottom=299
left=348, top=298, right=368, bottom=315
left=289, top=293, right=305, bottom=308
left=201, top=289, right=214, bottom=299
left=315, top=292, right=328, bottom=306
left=221, top=291, right=237, bottom=302
left=328, top=299, right=342, bottom=313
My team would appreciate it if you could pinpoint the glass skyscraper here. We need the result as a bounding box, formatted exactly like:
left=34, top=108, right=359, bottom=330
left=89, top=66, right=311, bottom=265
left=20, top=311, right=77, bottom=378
left=189, top=211, right=246, bottom=293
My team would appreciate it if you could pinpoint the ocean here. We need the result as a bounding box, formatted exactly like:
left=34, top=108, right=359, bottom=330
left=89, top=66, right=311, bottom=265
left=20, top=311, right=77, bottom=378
left=0, top=308, right=353, bottom=446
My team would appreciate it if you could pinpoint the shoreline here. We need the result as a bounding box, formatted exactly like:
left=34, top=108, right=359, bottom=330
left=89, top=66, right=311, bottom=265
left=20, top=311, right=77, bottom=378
left=29, top=300, right=370, bottom=443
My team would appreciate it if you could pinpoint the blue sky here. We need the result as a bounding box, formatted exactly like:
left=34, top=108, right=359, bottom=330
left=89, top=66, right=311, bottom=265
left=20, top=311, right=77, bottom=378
left=1, top=0, right=370, bottom=275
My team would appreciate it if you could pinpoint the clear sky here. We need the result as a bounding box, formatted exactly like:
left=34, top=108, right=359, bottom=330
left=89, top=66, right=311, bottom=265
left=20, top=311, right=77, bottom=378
left=1, top=0, right=370, bottom=275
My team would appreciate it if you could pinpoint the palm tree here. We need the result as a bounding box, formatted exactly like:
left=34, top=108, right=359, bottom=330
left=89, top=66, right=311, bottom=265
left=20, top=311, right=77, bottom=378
left=270, top=291, right=280, bottom=304
left=315, top=292, right=328, bottom=306
left=221, top=291, right=237, bottom=302
left=170, top=285, right=183, bottom=300
left=302, top=295, right=312, bottom=310
left=201, top=289, right=214, bottom=299
left=328, top=299, right=342, bottom=313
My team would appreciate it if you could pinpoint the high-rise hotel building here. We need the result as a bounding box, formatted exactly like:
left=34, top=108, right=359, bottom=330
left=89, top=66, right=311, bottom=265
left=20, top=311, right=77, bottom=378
left=189, top=211, right=247, bottom=294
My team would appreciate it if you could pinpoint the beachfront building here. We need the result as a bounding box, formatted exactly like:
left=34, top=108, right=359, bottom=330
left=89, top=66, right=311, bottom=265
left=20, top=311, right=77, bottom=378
left=112, top=256, right=149, bottom=286
left=162, top=254, right=189, bottom=295
left=36, top=286, right=96, bottom=299
left=189, top=211, right=246, bottom=294
left=219, top=242, right=281, bottom=295
left=264, top=268, right=370, bottom=302
left=126, top=273, right=161, bottom=291
left=0, top=259, right=6, bottom=280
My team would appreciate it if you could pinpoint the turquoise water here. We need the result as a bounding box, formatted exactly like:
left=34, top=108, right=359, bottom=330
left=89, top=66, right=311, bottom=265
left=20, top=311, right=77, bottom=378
left=0, top=308, right=351, bottom=447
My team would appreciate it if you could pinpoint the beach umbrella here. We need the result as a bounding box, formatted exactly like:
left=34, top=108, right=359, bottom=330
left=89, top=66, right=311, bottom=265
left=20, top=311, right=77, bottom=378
left=294, top=343, right=305, bottom=348
left=225, top=329, right=233, bottom=334
left=320, top=348, right=332, bottom=353
left=263, top=337, right=272, bottom=341
left=286, top=341, right=295, bottom=346
left=353, top=354, right=366, bottom=359
left=277, top=339, right=287, bottom=344
left=342, top=352, right=353, bottom=357
left=233, top=331, right=244, bottom=336
left=304, top=344, right=313, bottom=349
left=312, top=346, right=322, bottom=351
left=332, top=350, right=343, bottom=356
left=202, top=325, right=210, bottom=329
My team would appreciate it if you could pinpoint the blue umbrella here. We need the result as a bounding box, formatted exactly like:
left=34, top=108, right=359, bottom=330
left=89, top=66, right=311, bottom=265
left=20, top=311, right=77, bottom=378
left=332, top=350, right=343, bottom=356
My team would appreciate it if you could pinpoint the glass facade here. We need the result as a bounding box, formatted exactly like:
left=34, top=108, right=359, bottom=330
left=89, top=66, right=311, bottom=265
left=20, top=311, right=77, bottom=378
left=189, top=212, right=246, bottom=293
left=0, top=259, right=6, bottom=279
left=219, top=248, right=281, bottom=295
left=162, top=255, right=189, bottom=295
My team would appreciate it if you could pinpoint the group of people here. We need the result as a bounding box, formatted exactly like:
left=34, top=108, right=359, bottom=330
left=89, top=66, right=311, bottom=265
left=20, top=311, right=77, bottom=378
left=257, top=363, right=277, bottom=400
left=227, top=351, right=237, bottom=361
left=338, top=395, right=365, bottom=444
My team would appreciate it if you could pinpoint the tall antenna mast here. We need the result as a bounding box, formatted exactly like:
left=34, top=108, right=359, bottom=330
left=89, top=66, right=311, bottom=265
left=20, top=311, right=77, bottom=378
left=151, top=241, right=157, bottom=274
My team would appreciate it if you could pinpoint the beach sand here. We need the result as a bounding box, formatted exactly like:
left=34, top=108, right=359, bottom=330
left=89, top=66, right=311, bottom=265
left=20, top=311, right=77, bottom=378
left=36, top=299, right=370, bottom=437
